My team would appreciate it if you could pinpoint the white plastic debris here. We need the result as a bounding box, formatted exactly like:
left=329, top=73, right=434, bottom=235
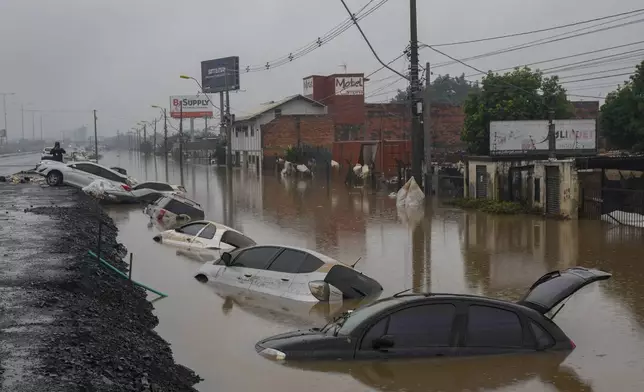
left=396, top=177, right=425, bottom=208
left=82, top=179, right=119, bottom=200
left=601, top=210, right=644, bottom=228
left=331, top=160, right=340, bottom=168
left=361, top=165, right=370, bottom=176
left=281, top=161, right=296, bottom=177
left=353, top=164, right=362, bottom=176
left=296, top=164, right=310, bottom=173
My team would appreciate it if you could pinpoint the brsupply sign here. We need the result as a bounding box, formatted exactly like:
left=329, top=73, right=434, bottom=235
left=169, top=95, right=213, bottom=119
left=490, top=119, right=596, bottom=154
left=335, top=76, right=364, bottom=95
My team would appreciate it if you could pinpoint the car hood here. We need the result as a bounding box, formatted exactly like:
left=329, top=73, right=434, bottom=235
left=256, top=329, right=338, bottom=352
left=517, top=267, right=612, bottom=314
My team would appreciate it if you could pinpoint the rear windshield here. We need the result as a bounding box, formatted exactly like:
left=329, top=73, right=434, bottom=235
left=163, top=199, right=204, bottom=219
left=220, top=230, right=256, bottom=248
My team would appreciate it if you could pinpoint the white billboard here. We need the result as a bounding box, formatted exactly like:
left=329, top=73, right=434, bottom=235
left=335, top=76, right=364, bottom=95
left=490, top=119, right=596, bottom=154
left=169, top=95, right=214, bottom=119
left=303, top=77, right=314, bottom=97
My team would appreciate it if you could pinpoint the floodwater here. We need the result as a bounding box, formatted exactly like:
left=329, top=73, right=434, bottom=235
left=96, top=151, right=644, bottom=391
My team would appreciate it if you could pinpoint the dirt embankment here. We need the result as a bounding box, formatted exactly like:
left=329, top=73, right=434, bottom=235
left=0, top=184, right=201, bottom=391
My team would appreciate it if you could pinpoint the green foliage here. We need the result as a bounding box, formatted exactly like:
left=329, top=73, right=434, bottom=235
left=284, top=145, right=298, bottom=162
left=461, top=67, right=574, bottom=155
left=446, top=198, right=542, bottom=215
left=391, top=73, right=480, bottom=105
left=600, top=61, right=644, bottom=151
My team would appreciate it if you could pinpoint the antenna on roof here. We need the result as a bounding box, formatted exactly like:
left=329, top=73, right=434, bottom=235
left=350, top=257, right=362, bottom=269
left=339, top=62, right=347, bottom=74
left=392, top=282, right=430, bottom=297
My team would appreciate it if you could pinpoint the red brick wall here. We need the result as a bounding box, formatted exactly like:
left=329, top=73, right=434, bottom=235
left=261, top=115, right=334, bottom=158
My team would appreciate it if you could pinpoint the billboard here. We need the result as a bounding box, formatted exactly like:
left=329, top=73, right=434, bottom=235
left=303, top=77, right=314, bottom=97
left=200, top=56, right=240, bottom=94
left=490, top=119, right=597, bottom=155
left=335, top=76, right=364, bottom=95
left=169, top=95, right=214, bottom=119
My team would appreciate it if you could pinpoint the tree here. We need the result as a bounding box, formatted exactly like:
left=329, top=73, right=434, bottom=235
left=461, top=67, right=574, bottom=155
left=390, top=73, right=480, bottom=105
left=600, top=61, right=644, bottom=151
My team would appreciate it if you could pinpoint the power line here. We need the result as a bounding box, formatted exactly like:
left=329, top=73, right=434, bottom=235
left=429, top=8, right=644, bottom=47
left=555, top=66, right=637, bottom=80
left=241, top=0, right=390, bottom=73
left=425, top=15, right=644, bottom=69
left=559, top=72, right=633, bottom=84
left=541, top=50, right=644, bottom=73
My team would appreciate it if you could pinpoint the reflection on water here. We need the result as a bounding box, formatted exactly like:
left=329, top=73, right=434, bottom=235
left=101, top=151, right=644, bottom=392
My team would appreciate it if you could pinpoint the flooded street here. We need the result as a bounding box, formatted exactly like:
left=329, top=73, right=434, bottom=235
left=101, top=152, right=644, bottom=392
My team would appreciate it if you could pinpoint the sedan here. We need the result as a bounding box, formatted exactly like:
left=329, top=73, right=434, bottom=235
left=256, top=267, right=611, bottom=361
left=195, top=245, right=383, bottom=303
left=35, top=160, right=135, bottom=188
left=97, top=181, right=187, bottom=204
left=153, top=220, right=256, bottom=252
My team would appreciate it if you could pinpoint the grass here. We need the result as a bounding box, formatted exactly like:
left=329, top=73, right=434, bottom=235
left=445, top=198, right=544, bottom=215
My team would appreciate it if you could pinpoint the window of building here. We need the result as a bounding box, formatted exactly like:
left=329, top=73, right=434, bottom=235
left=244, top=126, right=248, bottom=136
left=250, top=126, right=255, bottom=137
left=274, top=109, right=282, bottom=117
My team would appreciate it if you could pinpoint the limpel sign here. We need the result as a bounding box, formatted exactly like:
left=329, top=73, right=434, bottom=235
left=335, top=76, right=364, bottom=95
left=169, top=95, right=214, bottom=119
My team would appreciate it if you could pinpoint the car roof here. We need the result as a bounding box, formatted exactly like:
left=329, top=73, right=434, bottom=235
left=243, top=244, right=343, bottom=265
left=159, top=194, right=202, bottom=207
left=387, top=292, right=537, bottom=312
left=190, top=220, right=244, bottom=235
left=70, top=161, right=128, bottom=177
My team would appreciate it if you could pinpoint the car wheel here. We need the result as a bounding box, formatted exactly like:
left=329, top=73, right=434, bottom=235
left=46, top=170, right=63, bottom=186
left=195, top=274, right=208, bottom=283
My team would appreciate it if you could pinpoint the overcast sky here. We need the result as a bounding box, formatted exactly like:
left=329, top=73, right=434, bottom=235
left=0, top=0, right=642, bottom=140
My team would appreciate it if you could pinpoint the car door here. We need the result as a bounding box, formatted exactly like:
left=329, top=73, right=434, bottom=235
left=66, top=163, right=99, bottom=187
left=355, top=303, right=458, bottom=360
left=458, top=304, right=535, bottom=357
left=250, top=248, right=307, bottom=298
left=189, top=223, right=217, bottom=251
left=165, top=222, right=208, bottom=249
left=216, top=246, right=281, bottom=291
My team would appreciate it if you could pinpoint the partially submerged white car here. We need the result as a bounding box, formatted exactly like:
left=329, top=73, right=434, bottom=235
left=35, top=160, right=136, bottom=188
left=85, top=180, right=187, bottom=204
left=145, top=195, right=205, bottom=229
left=153, top=220, right=256, bottom=252
left=195, top=245, right=383, bottom=303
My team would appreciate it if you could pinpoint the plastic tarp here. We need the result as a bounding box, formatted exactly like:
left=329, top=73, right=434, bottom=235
left=82, top=179, right=120, bottom=201
left=396, top=177, right=425, bottom=208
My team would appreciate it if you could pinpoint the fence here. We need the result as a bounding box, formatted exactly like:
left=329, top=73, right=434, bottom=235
left=579, top=169, right=644, bottom=222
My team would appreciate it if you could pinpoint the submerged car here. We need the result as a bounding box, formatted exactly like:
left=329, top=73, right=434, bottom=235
left=93, top=181, right=187, bottom=204
left=153, top=220, right=255, bottom=252
left=144, top=194, right=204, bottom=228
left=35, top=160, right=135, bottom=188
left=256, top=267, right=611, bottom=361
left=195, top=245, right=383, bottom=303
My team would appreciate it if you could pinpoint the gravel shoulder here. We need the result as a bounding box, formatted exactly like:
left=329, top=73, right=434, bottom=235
left=0, top=183, right=201, bottom=391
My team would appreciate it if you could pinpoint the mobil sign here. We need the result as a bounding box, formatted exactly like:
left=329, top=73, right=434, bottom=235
left=335, top=76, right=364, bottom=95
left=169, top=95, right=214, bottom=119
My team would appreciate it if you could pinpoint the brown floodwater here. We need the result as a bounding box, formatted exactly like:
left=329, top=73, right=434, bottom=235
left=102, top=152, right=644, bottom=392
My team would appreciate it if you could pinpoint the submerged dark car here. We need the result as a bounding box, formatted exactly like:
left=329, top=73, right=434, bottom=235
left=255, top=267, right=611, bottom=361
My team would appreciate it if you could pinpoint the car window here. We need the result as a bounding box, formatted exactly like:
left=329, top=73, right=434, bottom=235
left=337, top=299, right=405, bottom=336
left=74, top=163, right=101, bottom=175
left=360, top=317, right=388, bottom=350
left=164, top=199, right=203, bottom=218
left=96, top=167, right=126, bottom=183
left=220, top=230, right=256, bottom=249
left=177, top=223, right=207, bottom=236
left=137, top=182, right=173, bottom=191
left=267, top=249, right=306, bottom=273
left=232, top=247, right=281, bottom=270
left=530, top=321, right=554, bottom=349
left=384, top=304, right=456, bottom=348
left=198, top=224, right=216, bottom=239
left=466, top=305, right=524, bottom=348
left=298, top=254, right=325, bottom=273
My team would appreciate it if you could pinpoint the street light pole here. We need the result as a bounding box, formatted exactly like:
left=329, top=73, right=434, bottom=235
left=1, top=92, right=15, bottom=141
left=31, top=111, right=35, bottom=140
left=93, top=109, right=99, bottom=163
left=179, top=101, right=184, bottom=186
left=21, top=104, right=24, bottom=141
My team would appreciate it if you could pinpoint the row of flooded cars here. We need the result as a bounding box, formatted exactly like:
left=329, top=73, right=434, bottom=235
left=35, top=158, right=613, bottom=365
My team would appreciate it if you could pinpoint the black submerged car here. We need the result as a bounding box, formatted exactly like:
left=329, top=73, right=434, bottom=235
left=255, top=267, right=611, bottom=361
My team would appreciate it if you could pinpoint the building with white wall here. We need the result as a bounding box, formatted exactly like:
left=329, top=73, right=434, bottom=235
left=231, top=94, right=326, bottom=168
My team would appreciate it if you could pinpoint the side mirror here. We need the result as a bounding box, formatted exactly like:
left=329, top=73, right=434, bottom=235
left=372, top=335, right=395, bottom=350
left=221, top=252, right=232, bottom=266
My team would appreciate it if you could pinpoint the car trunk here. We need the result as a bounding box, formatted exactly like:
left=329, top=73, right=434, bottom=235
left=323, top=265, right=383, bottom=300
left=517, top=267, right=611, bottom=314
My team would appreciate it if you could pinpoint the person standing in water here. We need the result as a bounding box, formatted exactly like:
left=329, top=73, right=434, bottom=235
left=50, top=141, right=66, bottom=162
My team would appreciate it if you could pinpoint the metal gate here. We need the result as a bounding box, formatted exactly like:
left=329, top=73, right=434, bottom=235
left=475, top=165, right=488, bottom=199
left=509, top=168, right=522, bottom=202
left=545, top=166, right=561, bottom=215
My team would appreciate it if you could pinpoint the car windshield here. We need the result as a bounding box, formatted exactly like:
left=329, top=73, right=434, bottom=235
left=331, top=298, right=403, bottom=336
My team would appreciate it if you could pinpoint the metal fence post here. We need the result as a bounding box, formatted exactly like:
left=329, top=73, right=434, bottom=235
left=129, top=253, right=133, bottom=280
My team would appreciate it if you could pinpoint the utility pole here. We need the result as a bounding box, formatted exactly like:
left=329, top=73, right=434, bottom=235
left=163, top=109, right=168, bottom=163
left=225, top=89, right=232, bottom=170
left=31, top=111, right=35, bottom=140
left=220, top=92, right=225, bottom=165
left=409, top=0, right=423, bottom=184
left=179, top=101, right=184, bottom=186
left=40, top=115, right=43, bottom=140
left=93, top=110, right=99, bottom=163
left=1, top=93, right=14, bottom=141
left=424, top=61, right=432, bottom=195
left=143, top=123, right=147, bottom=154
left=153, top=118, right=157, bottom=155
left=21, top=104, right=24, bottom=140
left=548, top=109, right=556, bottom=159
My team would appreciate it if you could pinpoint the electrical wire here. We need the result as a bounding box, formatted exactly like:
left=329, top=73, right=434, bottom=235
left=429, top=8, right=644, bottom=47
left=559, top=72, right=634, bottom=84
